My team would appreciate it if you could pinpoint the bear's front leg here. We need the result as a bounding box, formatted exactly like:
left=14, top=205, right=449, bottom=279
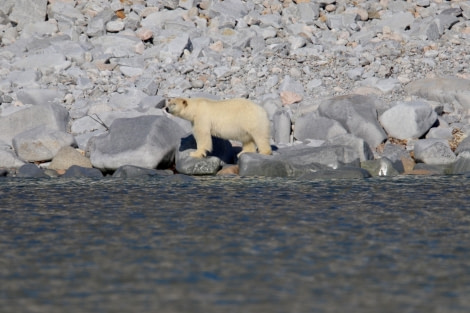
left=190, top=122, right=212, bottom=158
left=190, top=150, right=207, bottom=158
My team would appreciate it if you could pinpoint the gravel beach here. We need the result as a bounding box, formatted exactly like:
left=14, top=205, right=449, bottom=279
left=1, top=0, right=470, bottom=179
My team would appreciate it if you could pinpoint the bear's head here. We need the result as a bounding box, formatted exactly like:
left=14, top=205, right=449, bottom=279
left=165, top=98, right=188, bottom=116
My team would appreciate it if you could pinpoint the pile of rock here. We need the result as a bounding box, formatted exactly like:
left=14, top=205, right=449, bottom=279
left=1, top=0, right=470, bottom=179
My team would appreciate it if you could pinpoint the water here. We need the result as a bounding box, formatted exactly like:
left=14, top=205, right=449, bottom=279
left=1, top=175, right=470, bottom=313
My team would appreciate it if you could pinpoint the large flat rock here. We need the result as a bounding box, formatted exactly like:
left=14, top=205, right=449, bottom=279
left=89, top=115, right=187, bottom=171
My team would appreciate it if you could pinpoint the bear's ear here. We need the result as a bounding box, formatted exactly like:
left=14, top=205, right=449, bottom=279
left=182, top=99, right=188, bottom=107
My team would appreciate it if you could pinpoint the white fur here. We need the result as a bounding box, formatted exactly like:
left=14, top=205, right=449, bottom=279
left=166, top=97, right=272, bottom=158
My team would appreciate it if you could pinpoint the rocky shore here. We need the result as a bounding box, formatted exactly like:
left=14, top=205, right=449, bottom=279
left=1, top=0, right=470, bottom=179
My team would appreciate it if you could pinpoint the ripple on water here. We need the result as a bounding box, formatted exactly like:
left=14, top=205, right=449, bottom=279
left=1, top=175, right=470, bottom=312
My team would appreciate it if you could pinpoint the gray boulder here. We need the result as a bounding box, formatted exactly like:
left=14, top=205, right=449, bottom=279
left=209, top=0, right=250, bottom=20
left=323, top=134, right=374, bottom=162
left=379, top=143, right=410, bottom=173
left=0, top=103, right=69, bottom=146
left=272, top=108, right=292, bottom=145
left=62, top=165, right=104, bottom=179
left=426, top=8, right=461, bottom=40
left=413, top=163, right=452, bottom=175
left=294, top=114, right=347, bottom=141
left=9, top=0, right=48, bottom=31
left=176, top=152, right=222, bottom=175
left=238, top=153, right=294, bottom=177
left=413, top=138, right=456, bottom=165
left=239, top=144, right=361, bottom=177
left=89, top=115, right=186, bottom=171
left=86, top=8, right=114, bottom=37
left=277, top=145, right=361, bottom=169
left=451, top=152, right=470, bottom=175
left=16, top=89, right=65, bottom=106
left=175, top=134, right=235, bottom=175
left=140, top=9, right=185, bottom=33
left=112, top=165, right=173, bottom=178
left=361, top=157, right=400, bottom=177
left=16, top=163, right=49, bottom=178
left=426, top=127, right=453, bottom=140
left=455, top=136, right=470, bottom=155
left=13, top=53, right=71, bottom=74
left=318, top=94, right=387, bottom=148
left=0, top=149, right=25, bottom=168
left=90, top=35, right=143, bottom=58
left=405, top=77, right=470, bottom=109
left=379, top=101, right=437, bottom=140
left=152, top=31, right=192, bottom=63
left=12, top=126, right=76, bottom=162
left=47, top=1, right=85, bottom=27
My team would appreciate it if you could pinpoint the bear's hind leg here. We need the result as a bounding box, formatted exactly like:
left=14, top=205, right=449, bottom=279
left=253, top=136, right=272, bottom=155
left=238, top=141, right=257, bottom=157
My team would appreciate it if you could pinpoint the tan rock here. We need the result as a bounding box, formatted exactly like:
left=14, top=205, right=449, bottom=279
left=401, top=156, right=415, bottom=174
left=49, top=146, right=93, bottom=171
left=280, top=91, right=302, bottom=106
left=136, top=28, right=153, bottom=41
left=217, top=165, right=239, bottom=176
left=209, top=41, right=224, bottom=52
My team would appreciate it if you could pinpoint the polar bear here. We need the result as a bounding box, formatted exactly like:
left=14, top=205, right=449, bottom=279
left=165, top=97, right=272, bottom=158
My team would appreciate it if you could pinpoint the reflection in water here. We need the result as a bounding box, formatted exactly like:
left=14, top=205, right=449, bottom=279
left=1, top=176, right=470, bottom=312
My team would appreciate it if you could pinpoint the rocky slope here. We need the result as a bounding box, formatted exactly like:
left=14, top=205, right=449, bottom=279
left=1, top=0, right=470, bottom=178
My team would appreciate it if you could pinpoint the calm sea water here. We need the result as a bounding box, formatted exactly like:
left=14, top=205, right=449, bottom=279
left=1, top=175, right=470, bottom=313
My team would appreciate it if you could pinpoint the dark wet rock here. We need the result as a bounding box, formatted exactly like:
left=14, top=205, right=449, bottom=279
left=379, top=101, right=438, bottom=140
left=16, top=163, right=49, bottom=178
left=239, top=144, right=361, bottom=178
left=412, top=163, right=452, bottom=175
left=112, top=165, right=173, bottom=178
left=276, top=144, right=361, bottom=169
left=61, top=165, right=104, bottom=178
left=89, top=115, right=186, bottom=171
left=238, top=153, right=293, bottom=178
left=176, top=151, right=222, bottom=176
left=318, top=95, right=387, bottom=149
left=361, top=157, right=400, bottom=177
